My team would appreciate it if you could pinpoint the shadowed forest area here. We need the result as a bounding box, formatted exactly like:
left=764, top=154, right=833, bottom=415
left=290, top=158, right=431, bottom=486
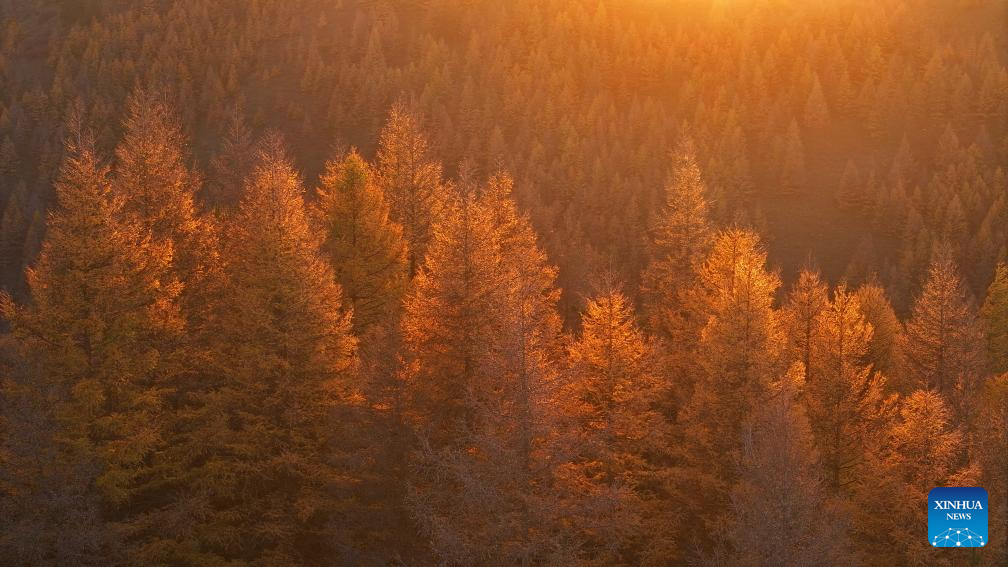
left=0, top=0, right=1006, bottom=565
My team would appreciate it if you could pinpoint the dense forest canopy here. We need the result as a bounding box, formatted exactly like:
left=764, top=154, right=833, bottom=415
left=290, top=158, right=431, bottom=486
left=0, top=0, right=1004, bottom=314
left=0, top=0, right=1006, bottom=565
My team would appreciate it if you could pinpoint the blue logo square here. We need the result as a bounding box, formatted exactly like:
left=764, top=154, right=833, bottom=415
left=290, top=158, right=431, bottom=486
left=929, top=487, right=988, bottom=548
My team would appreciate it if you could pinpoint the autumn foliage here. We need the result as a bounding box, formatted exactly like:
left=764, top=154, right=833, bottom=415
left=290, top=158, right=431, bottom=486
left=0, top=0, right=1006, bottom=565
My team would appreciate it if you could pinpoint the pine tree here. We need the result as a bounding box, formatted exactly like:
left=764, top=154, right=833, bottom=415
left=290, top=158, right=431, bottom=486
left=561, top=288, right=674, bottom=565
left=315, top=149, right=408, bottom=334
left=728, top=364, right=853, bottom=566
left=375, top=103, right=444, bottom=274
left=171, top=143, right=359, bottom=564
left=0, top=140, right=184, bottom=562
left=983, top=263, right=1008, bottom=374
left=807, top=284, right=895, bottom=491
left=674, top=228, right=782, bottom=553
left=901, top=251, right=986, bottom=413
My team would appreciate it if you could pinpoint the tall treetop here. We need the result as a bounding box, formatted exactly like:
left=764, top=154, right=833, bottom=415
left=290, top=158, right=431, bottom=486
left=315, top=148, right=408, bottom=333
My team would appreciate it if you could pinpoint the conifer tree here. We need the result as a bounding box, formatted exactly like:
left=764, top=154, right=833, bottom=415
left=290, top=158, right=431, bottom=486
left=838, top=159, right=864, bottom=215
left=728, top=364, right=853, bottom=566
left=114, top=89, right=202, bottom=252
left=206, top=107, right=256, bottom=209
left=674, top=228, right=782, bottom=552
left=852, top=391, right=971, bottom=566
left=901, top=251, right=986, bottom=412
left=172, top=143, right=359, bottom=564
left=888, top=134, right=916, bottom=187
left=855, top=281, right=903, bottom=379
left=561, top=288, right=674, bottom=564
left=375, top=103, right=444, bottom=274
left=404, top=177, right=573, bottom=564
left=807, top=284, right=895, bottom=490
left=641, top=137, right=712, bottom=403
left=0, top=140, right=184, bottom=562
left=642, top=138, right=712, bottom=338
left=401, top=191, right=504, bottom=443
left=352, top=318, right=419, bottom=561
left=983, top=262, right=1008, bottom=374
left=313, top=154, right=413, bottom=560
left=112, top=89, right=218, bottom=316
left=315, top=148, right=408, bottom=333
left=781, top=269, right=829, bottom=386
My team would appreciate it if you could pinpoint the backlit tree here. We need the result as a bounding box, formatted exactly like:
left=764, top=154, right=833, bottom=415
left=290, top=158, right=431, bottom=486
left=315, top=148, right=408, bottom=333
left=173, top=143, right=358, bottom=564
left=1, top=140, right=184, bottom=562
left=375, top=103, right=444, bottom=274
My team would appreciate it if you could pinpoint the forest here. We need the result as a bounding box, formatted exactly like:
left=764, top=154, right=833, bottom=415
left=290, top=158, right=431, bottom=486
left=0, top=0, right=1006, bottom=565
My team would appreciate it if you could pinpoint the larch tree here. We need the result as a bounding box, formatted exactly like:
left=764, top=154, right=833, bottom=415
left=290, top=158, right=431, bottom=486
left=560, top=288, right=674, bottom=565
left=641, top=137, right=712, bottom=404
left=901, top=251, right=986, bottom=414
left=982, top=262, right=1008, bottom=374
left=781, top=269, right=829, bottom=387
left=852, top=391, right=973, bottom=567
left=206, top=107, right=256, bottom=210
left=401, top=190, right=505, bottom=444
left=113, top=89, right=209, bottom=257
left=313, top=149, right=413, bottom=559
left=402, top=193, right=507, bottom=564
left=112, top=89, right=219, bottom=321
left=727, top=364, right=853, bottom=567
left=404, top=176, right=573, bottom=565
left=477, top=173, right=571, bottom=564
left=0, top=140, right=184, bottom=563
left=674, top=228, right=783, bottom=554
left=855, top=281, right=903, bottom=380
left=314, top=148, right=408, bottom=334
left=170, top=143, right=359, bottom=564
left=375, top=102, right=444, bottom=274
left=806, top=284, right=895, bottom=491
